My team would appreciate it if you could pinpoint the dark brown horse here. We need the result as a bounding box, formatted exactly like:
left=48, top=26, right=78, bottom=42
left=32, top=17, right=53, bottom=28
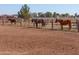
left=8, top=18, right=16, bottom=24
left=55, top=18, right=72, bottom=30
left=31, top=18, right=46, bottom=28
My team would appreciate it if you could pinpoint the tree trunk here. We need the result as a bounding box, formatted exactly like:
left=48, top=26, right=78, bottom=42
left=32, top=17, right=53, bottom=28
left=23, top=18, right=31, bottom=27
left=20, top=22, right=22, bottom=27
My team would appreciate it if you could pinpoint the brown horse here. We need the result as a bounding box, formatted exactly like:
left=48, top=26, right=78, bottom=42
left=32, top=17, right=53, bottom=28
left=55, top=18, right=72, bottom=30
left=31, top=18, right=46, bottom=28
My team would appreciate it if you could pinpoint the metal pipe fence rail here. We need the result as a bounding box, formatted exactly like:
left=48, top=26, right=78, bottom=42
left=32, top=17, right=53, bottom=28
left=0, top=17, right=78, bottom=32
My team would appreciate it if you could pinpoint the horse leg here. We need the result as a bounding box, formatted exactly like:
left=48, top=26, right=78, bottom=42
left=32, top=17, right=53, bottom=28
left=40, top=23, right=42, bottom=29
left=11, top=22, right=12, bottom=24
left=41, top=23, right=44, bottom=29
left=36, top=23, right=38, bottom=28
left=14, top=22, right=16, bottom=25
left=69, top=23, right=71, bottom=31
left=33, top=22, right=35, bottom=27
left=61, top=25, right=63, bottom=30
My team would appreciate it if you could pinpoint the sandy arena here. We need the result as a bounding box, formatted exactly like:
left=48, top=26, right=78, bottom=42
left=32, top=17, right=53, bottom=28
left=0, top=25, right=79, bottom=55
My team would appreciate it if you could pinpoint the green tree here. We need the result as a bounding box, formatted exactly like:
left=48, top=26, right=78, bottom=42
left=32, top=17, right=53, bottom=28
left=75, top=13, right=78, bottom=17
left=61, top=14, right=65, bottom=17
left=61, top=13, right=70, bottom=17
left=18, top=4, right=30, bottom=22
left=45, top=12, right=52, bottom=17
left=65, top=13, right=70, bottom=17
left=18, top=4, right=31, bottom=27
left=53, top=12, right=57, bottom=18
left=31, top=12, right=38, bottom=17
left=38, top=12, right=45, bottom=17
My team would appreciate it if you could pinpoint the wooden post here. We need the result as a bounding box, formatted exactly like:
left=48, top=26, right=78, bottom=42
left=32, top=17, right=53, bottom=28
left=2, top=17, right=5, bottom=25
left=76, top=20, right=79, bottom=32
left=51, top=19, right=53, bottom=30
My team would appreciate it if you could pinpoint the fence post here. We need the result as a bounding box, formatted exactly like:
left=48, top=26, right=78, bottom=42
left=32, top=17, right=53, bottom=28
left=76, top=19, right=79, bottom=32
left=2, top=17, right=5, bottom=25
left=51, top=19, right=53, bottom=30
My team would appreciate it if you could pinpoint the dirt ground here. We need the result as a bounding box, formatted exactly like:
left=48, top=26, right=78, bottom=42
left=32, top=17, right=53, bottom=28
left=0, top=25, right=79, bottom=55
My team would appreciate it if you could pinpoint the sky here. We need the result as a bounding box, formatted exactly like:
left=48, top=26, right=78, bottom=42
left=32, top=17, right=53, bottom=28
left=0, top=4, right=79, bottom=15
